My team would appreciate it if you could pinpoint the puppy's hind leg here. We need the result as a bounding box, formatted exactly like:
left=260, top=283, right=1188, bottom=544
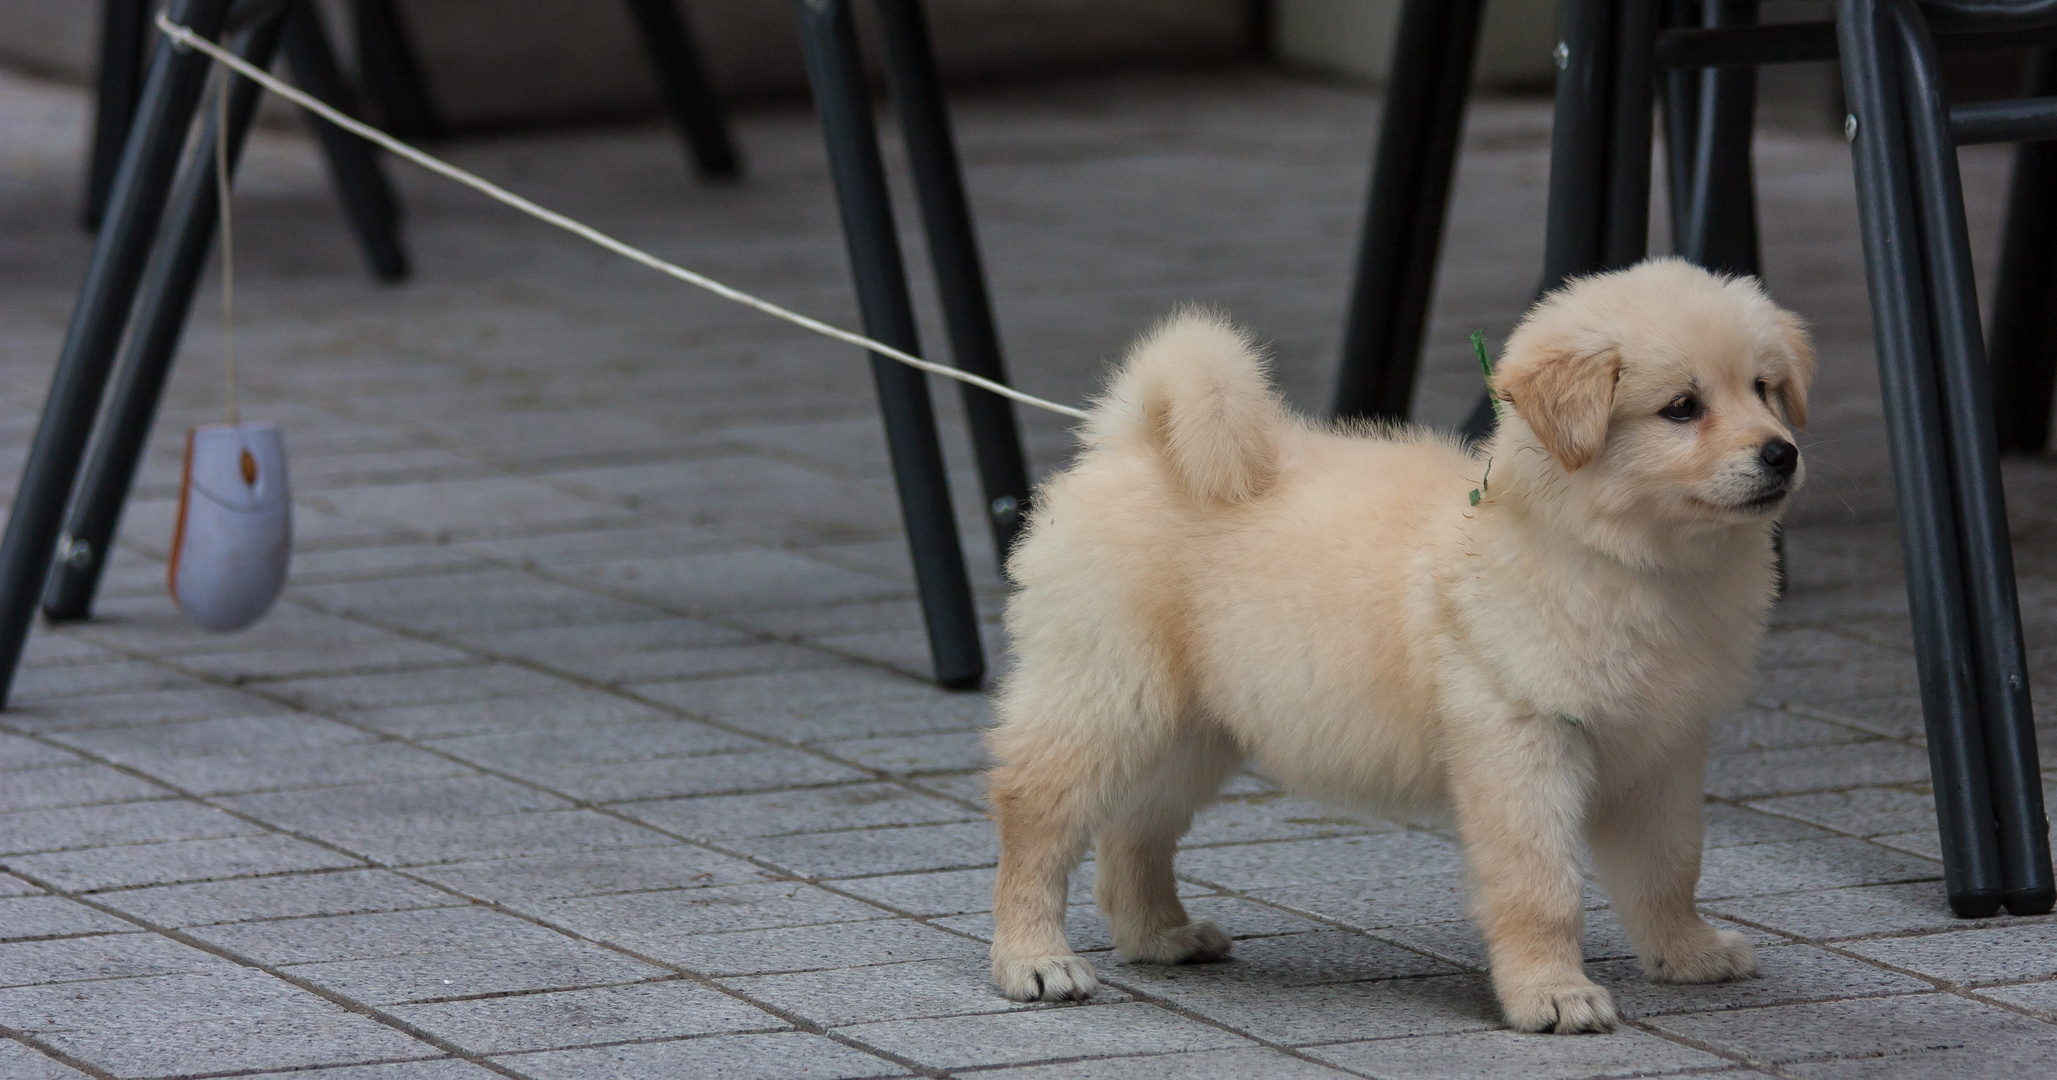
left=988, top=745, right=1102, bottom=1001
left=1097, top=724, right=1240, bottom=965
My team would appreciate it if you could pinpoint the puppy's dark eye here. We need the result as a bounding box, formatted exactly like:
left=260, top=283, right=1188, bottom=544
left=1754, top=379, right=1771, bottom=403
left=1659, top=395, right=1702, bottom=422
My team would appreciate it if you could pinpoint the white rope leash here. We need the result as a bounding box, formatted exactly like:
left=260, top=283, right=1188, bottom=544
left=155, top=13, right=1091, bottom=422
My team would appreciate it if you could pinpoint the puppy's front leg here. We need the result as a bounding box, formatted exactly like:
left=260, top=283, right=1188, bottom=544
left=1589, top=757, right=1756, bottom=985
left=1450, top=713, right=1616, bottom=1034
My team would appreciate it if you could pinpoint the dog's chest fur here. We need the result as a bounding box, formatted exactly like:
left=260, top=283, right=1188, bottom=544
left=1451, top=524, right=1773, bottom=751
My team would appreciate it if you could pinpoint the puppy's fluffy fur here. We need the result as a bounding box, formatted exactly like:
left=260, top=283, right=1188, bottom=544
left=985, top=258, right=1815, bottom=1033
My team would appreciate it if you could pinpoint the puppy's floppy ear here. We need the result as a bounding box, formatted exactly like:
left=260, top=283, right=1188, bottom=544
left=1771, top=310, right=1815, bottom=429
left=1494, top=343, right=1620, bottom=471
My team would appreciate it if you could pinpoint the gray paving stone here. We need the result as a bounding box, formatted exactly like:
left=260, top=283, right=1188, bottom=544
left=842, top=999, right=1252, bottom=1069
left=1839, top=922, right=2057, bottom=986
left=1702, top=803, right=1841, bottom=848
left=311, top=809, right=673, bottom=867
left=616, top=782, right=980, bottom=842
left=726, top=821, right=1001, bottom=879
left=188, top=904, right=569, bottom=966
left=0, top=764, right=167, bottom=812
left=498, top=1031, right=907, bottom=1080
left=1593, top=943, right=1931, bottom=1017
left=262, top=663, right=579, bottom=712
left=46, top=714, right=375, bottom=763
left=0, top=967, right=440, bottom=1076
left=1746, top=786, right=1940, bottom=840
left=0, top=734, right=83, bottom=771
left=496, top=747, right=870, bottom=802
left=1707, top=708, right=1874, bottom=754
left=1175, top=833, right=1465, bottom=892
left=1705, top=881, right=1980, bottom=939
left=8, top=661, right=198, bottom=703
left=99, top=868, right=461, bottom=927
left=563, top=549, right=908, bottom=614
left=638, top=668, right=938, bottom=727
left=972, top=1048, right=1356, bottom=1079
left=1703, top=742, right=1934, bottom=799
left=1249, top=874, right=1485, bottom=931
left=3, top=686, right=285, bottom=733
left=1113, top=931, right=1458, bottom=990
left=1121, top=973, right=1504, bottom=1046
left=832, top=866, right=1096, bottom=918
left=219, top=775, right=573, bottom=830
left=819, top=731, right=992, bottom=776
left=1307, top=1027, right=1729, bottom=1078
left=410, top=846, right=765, bottom=902
left=3, top=833, right=367, bottom=893
left=343, top=691, right=673, bottom=739
left=132, top=743, right=474, bottom=797
left=0, top=874, right=42, bottom=897
left=522, top=880, right=891, bottom=940
left=1979, top=979, right=2057, bottom=1019
left=235, top=1060, right=503, bottom=1080
left=0, top=895, right=139, bottom=940
left=0, top=934, right=236, bottom=987
left=1696, top=837, right=1941, bottom=899
left=425, top=719, right=760, bottom=770
left=722, top=954, right=1133, bottom=1028
left=630, top=917, right=982, bottom=976
left=388, top=979, right=785, bottom=1053
left=1783, top=1046, right=2057, bottom=1080
left=0, top=1040, right=94, bottom=1080
left=1184, top=796, right=1396, bottom=847
left=0, top=800, right=264, bottom=856
left=589, top=641, right=841, bottom=684
left=1645, top=992, right=2057, bottom=1066
left=287, top=941, right=670, bottom=1005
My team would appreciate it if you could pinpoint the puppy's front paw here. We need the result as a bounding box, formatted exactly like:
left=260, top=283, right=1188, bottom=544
left=993, top=953, right=1099, bottom=1001
left=1118, top=919, right=1233, bottom=965
left=1644, top=928, right=1758, bottom=984
left=1501, top=981, right=1618, bottom=1034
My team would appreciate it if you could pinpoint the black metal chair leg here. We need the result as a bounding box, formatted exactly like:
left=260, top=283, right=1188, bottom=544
left=872, top=0, right=1032, bottom=567
left=85, top=0, right=153, bottom=231
left=1662, top=0, right=1704, bottom=252
left=794, top=0, right=984, bottom=689
left=624, top=0, right=742, bottom=180
left=1603, top=0, right=1660, bottom=266
left=1989, top=48, right=2057, bottom=454
left=1330, top=0, right=1487, bottom=424
left=352, top=0, right=442, bottom=139
left=1681, top=0, right=1763, bottom=277
left=1837, top=0, right=2005, bottom=918
left=0, top=0, right=237, bottom=707
left=41, top=17, right=291, bottom=624
left=1889, top=0, right=2054, bottom=917
left=281, top=0, right=410, bottom=283
left=1456, top=0, right=1621, bottom=446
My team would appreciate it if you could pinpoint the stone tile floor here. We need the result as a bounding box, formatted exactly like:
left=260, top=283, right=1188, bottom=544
left=1, top=54, right=2055, bottom=1079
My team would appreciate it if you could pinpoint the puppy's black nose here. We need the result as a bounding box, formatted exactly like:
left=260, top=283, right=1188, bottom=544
left=1760, top=438, right=1798, bottom=479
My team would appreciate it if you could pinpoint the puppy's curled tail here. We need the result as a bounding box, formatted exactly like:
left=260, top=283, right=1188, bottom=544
left=1088, top=310, right=1285, bottom=504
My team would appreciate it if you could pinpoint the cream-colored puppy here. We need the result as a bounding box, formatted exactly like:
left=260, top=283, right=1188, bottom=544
left=985, top=258, right=1814, bottom=1034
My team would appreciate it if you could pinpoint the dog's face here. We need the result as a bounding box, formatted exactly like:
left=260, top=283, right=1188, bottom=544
left=1493, top=259, right=1816, bottom=536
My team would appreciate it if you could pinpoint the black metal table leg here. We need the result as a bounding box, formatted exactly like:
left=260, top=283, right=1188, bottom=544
left=85, top=0, right=153, bottom=231
left=1889, top=0, right=2054, bottom=917
left=624, top=0, right=742, bottom=180
left=1837, top=0, right=2006, bottom=917
left=0, top=0, right=237, bottom=707
left=1603, top=0, right=1659, bottom=266
left=1679, top=0, right=1762, bottom=276
left=41, top=15, right=291, bottom=624
left=352, top=0, right=442, bottom=139
left=872, top=0, right=1033, bottom=567
left=1330, top=0, right=1486, bottom=424
left=794, top=0, right=984, bottom=689
left=282, top=0, right=410, bottom=283
left=1990, top=48, right=2057, bottom=454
